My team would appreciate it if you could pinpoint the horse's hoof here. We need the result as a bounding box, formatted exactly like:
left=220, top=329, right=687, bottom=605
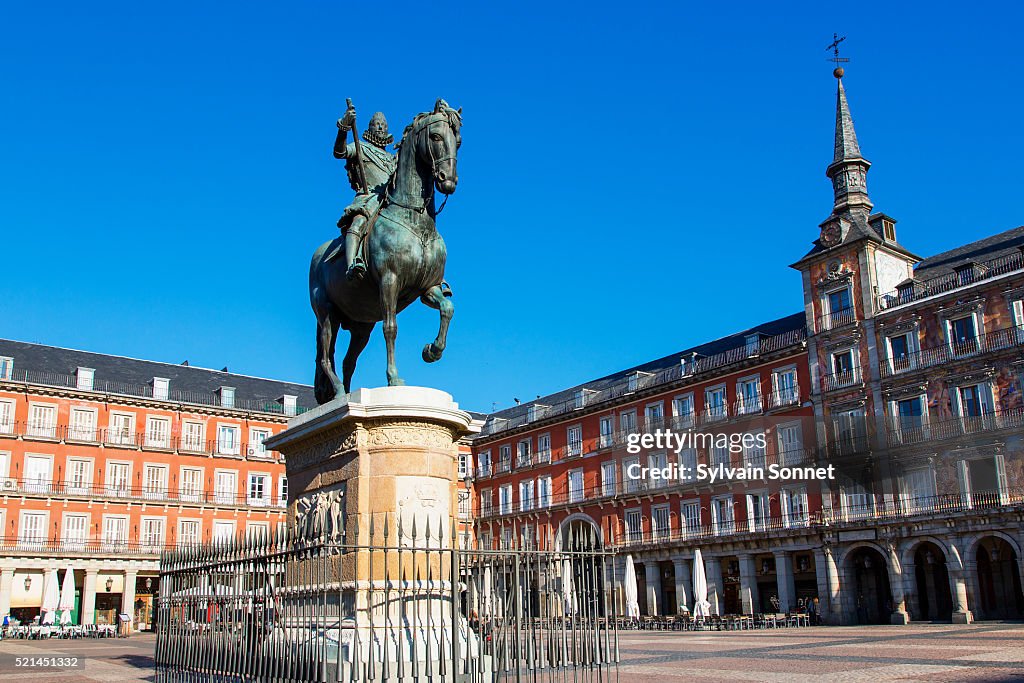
left=388, top=377, right=406, bottom=387
left=422, top=343, right=443, bottom=363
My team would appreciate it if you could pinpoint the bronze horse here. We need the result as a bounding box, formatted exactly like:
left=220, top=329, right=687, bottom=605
left=309, top=99, right=462, bottom=404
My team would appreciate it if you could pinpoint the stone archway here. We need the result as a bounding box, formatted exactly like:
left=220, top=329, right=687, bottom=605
left=911, top=541, right=953, bottom=621
left=847, top=546, right=891, bottom=625
left=975, top=537, right=1024, bottom=620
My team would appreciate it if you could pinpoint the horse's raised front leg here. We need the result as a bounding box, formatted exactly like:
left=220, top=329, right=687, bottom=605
left=341, top=321, right=374, bottom=393
left=419, top=284, right=453, bottom=363
left=379, top=270, right=404, bottom=386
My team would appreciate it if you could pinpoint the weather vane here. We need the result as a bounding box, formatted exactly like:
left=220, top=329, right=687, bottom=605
left=826, top=33, right=849, bottom=78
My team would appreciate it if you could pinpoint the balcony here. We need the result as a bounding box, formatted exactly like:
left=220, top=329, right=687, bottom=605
left=878, top=249, right=1024, bottom=311
left=734, top=394, right=763, bottom=416
left=0, top=477, right=288, bottom=509
left=0, top=536, right=163, bottom=557
left=822, top=369, right=862, bottom=392
left=827, top=434, right=870, bottom=458
left=766, top=386, right=801, bottom=410
left=817, top=307, right=856, bottom=333
left=886, top=408, right=1024, bottom=448
left=476, top=463, right=492, bottom=478
left=822, top=488, right=1024, bottom=525
left=880, top=325, right=1024, bottom=378
left=515, top=454, right=533, bottom=469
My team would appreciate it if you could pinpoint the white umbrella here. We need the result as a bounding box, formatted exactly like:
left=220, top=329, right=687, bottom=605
left=58, top=567, right=76, bottom=625
left=40, top=568, right=60, bottom=625
left=480, top=565, right=492, bottom=618
left=624, top=555, right=640, bottom=618
left=692, top=548, right=712, bottom=618
left=561, top=559, right=577, bottom=616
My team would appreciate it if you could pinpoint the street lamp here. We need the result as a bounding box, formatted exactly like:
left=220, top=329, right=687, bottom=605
left=23, top=576, right=31, bottom=591
left=105, top=577, right=113, bottom=592
left=146, top=577, right=153, bottom=591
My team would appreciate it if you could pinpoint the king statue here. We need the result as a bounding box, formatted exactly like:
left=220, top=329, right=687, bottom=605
left=330, top=101, right=397, bottom=281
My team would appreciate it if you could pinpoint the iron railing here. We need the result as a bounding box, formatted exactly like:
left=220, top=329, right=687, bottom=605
left=816, top=307, right=857, bottom=333
left=886, top=407, right=1024, bottom=447
left=3, top=368, right=312, bottom=416
left=879, top=325, right=1024, bottom=378
left=478, top=328, right=806, bottom=438
left=155, top=517, right=619, bottom=683
left=877, top=249, right=1024, bottom=310
left=0, top=476, right=288, bottom=509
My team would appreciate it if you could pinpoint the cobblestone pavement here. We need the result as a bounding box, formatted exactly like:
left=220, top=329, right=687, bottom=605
left=616, top=623, right=1024, bottom=682
left=0, top=624, right=1022, bottom=682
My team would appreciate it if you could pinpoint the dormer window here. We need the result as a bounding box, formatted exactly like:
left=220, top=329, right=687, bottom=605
left=626, top=373, right=639, bottom=392
left=896, top=282, right=915, bottom=304
left=745, top=334, right=760, bottom=356
left=0, top=357, right=13, bottom=380
left=882, top=218, right=896, bottom=241
left=76, top=367, right=95, bottom=391
left=954, top=264, right=976, bottom=286
left=153, top=377, right=169, bottom=400
left=218, top=386, right=236, bottom=409
left=279, top=394, right=297, bottom=416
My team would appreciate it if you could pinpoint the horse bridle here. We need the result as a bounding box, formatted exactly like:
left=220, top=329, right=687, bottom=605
left=388, top=112, right=458, bottom=215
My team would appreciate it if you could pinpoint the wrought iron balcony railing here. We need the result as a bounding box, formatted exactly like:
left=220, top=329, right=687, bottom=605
left=816, top=307, right=857, bottom=333
left=878, top=249, right=1024, bottom=310
left=822, top=369, right=862, bottom=392
left=0, top=476, right=288, bottom=509
left=880, top=325, right=1024, bottom=378
left=886, top=408, right=1024, bottom=447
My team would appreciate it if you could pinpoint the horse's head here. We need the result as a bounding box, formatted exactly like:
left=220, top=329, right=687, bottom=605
left=409, top=98, right=462, bottom=195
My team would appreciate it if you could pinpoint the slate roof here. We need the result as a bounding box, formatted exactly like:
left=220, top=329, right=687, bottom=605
left=481, top=312, right=806, bottom=430
left=0, top=338, right=316, bottom=413
left=912, top=225, right=1024, bottom=280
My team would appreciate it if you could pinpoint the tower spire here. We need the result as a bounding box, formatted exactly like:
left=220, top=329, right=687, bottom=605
left=825, top=62, right=872, bottom=215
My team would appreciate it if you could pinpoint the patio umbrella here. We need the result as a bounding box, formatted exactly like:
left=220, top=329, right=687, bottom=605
left=40, top=568, right=60, bottom=625
left=58, top=566, right=76, bottom=625
left=692, top=548, right=712, bottom=618
left=480, top=565, right=492, bottom=618
left=624, top=555, right=641, bottom=618
left=561, top=558, right=577, bottom=616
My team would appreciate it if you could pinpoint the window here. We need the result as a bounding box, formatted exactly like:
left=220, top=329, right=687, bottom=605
left=704, top=386, right=726, bottom=420
left=566, top=426, right=582, bottom=457
left=601, top=461, right=617, bottom=497
left=24, top=454, right=53, bottom=493
left=599, top=416, right=614, bottom=447
left=278, top=476, right=288, bottom=507
left=672, top=394, right=694, bottom=428
left=948, top=314, right=979, bottom=356
left=0, top=451, right=7, bottom=480
left=537, top=475, right=552, bottom=507
left=458, top=452, right=470, bottom=478
left=214, top=470, right=238, bottom=504
left=893, top=396, right=925, bottom=441
left=499, top=484, right=512, bottom=514
left=781, top=487, right=809, bottom=527
left=710, top=443, right=730, bottom=468
left=180, top=467, right=203, bottom=502
left=844, top=484, right=872, bottom=520
left=519, top=479, right=534, bottom=511
left=746, top=491, right=770, bottom=532
left=105, top=462, right=131, bottom=497
left=568, top=469, right=584, bottom=503
left=498, top=445, right=512, bottom=472
left=737, top=378, right=761, bottom=414
left=681, top=501, right=700, bottom=535
left=143, top=464, right=169, bottom=499
left=248, top=473, right=270, bottom=506
left=536, top=434, right=551, bottom=462
left=146, top=417, right=171, bottom=448
left=644, top=402, right=664, bottom=429
left=458, top=493, right=471, bottom=519
left=108, top=412, right=135, bottom=446
left=217, top=425, right=241, bottom=455
left=63, top=514, right=88, bottom=550
left=771, top=368, right=798, bottom=407
left=76, top=367, right=94, bottom=391
left=517, top=439, right=532, bottom=467
left=711, top=496, right=733, bottom=535
left=19, top=511, right=48, bottom=548
left=956, top=383, right=993, bottom=430
left=627, top=373, right=639, bottom=393
left=65, top=458, right=92, bottom=495
left=477, top=450, right=491, bottom=477
left=0, top=357, right=12, bottom=380
left=745, top=334, right=760, bottom=356
left=777, top=423, right=803, bottom=466
left=182, top=421, right=205, bottom=452
left=0, top=399, right=13, bottom=434
left=103, top=516, right=129, bottom=548
left=27, top=403, right=57, bottom=438
left=249, top=428, right=271, bottom=457
left=623, top=456, right=640, bottom=493
left=679, top=448, right=697, bottom=481
left=219, top=386, right=235, bottom=408
left=648, top=451, right=668, bottom=488
left=246, top=522, right=270, bottom=541
left=834, top=408, right=866, bottom=454
left=886, top=332, right=915, bottom=374
left=652, top=504, right=671, bottom=540
left=830, top=349, right=857, bottom=387
left=903, top=468, right=936, bottom=511
left=619, top=410, right=637, bottom=434
left=625, top=508, right=642, bottom=542
left=743, top=431, right=766, bottom=469
left=153, top=377, right=170, bottom=400
left=213, top=521, right=235, bottom=542
left=141, top=517, right=165, bottom=551
left=479, top=488, right=492, bottom=515
left=501, top=527, right=513, bottom=550
left=574, top=390, right=587, bottom=409
left=825, top=287, right=853, bottom=328
left=178, top=520, right=201, bottom=546
left=69, top=408, right=97, bottom=441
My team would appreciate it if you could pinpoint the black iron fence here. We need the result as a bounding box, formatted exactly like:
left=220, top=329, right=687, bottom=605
left=155, top=517, right=619, bottom=682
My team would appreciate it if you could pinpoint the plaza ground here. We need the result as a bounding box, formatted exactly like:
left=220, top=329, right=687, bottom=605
left=0, top=624, right=1023, bottom=682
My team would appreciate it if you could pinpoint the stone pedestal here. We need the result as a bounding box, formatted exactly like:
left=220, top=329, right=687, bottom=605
left=265, top=386, right=484, bottom=679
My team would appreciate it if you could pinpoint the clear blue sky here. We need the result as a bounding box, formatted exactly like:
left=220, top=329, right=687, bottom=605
left=3, top=1, right=1022, bottom=413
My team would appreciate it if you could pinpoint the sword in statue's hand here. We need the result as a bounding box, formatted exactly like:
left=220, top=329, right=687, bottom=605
left=345, top=98, right=370, bottom=195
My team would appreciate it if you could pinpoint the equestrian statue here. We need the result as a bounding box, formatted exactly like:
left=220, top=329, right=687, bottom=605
left=309, top=98, right=462, bottom=404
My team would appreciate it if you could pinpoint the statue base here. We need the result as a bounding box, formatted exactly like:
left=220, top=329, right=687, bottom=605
left=265, top=386, right=486, bottom=680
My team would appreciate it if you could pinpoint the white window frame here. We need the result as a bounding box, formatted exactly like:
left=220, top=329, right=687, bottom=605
left=146, top=416, right=172, bottom=448
left=140, top=516, right=166, bottom=551
left=143, top=463, right=169, bottom=500
left=247, top=471, right=271, bottom=506
left=619, top=410, right=637, bottom=434
left=0, top=357, right=13, bottom=380
left=622, top=455, right=641, bottom=493
left=212, top=520, right=236, bottom=543
left=477, top=450, right=491, bottom=477
left=566, top=425, right=583, bottom=457
left=216, top=423, right=241, bottom=456
left=105, top=460, right=132, bottom=497
left=178, top=518, right=201, bottom=546
left=829, top=347, right=860, bottom=388
left=107, top=411, right=136, bottom=446
left=179, top=466, right=204, bottom=502
left=647, top=451, right=668, bottom=488
left=681, top=499, right=701, bottom=536
left=945, top=311, right=983, bottom=358
left=519, top=479, right=534, bottom=512
left=745, top=490, right=770, bottom=532
left=214, top=469, right=239, bottom=505
left=672, top=393, right=694, bottom=428
left=102, top=514, right=129, bottom=549
left=517, top=438, right=532, bottom=468
left=537, top=475, right=552, bottom=507
left=710, top=495, right=733, bottom=535
left=599, top=416, right=614, bottom=448
left=823, top=284, right=854, bottom=329
left=601, top=460, right=617, bottom=497
left=27, top=402, right=58, bottom=438
left=68, top=407, right=98, bottom=442
left=499, top=484, right=512, bottom=514
left=736, top=376, right=762, bottom=414
left=651, top=503, right=671, bottom=541
left=181, top=420, right=206, bottom=452
left=781, top=487, right=809, bottom=527
left=498, top=445, right=512, bottom=472
left=568, top=468, right=584, bottom=503
left=644, top=402, right=664, bottom=429
left=704, top=385, right=727, bottom=421
left=885, top=330, right=920, bottom=375
left=65, top=457, right=93, bottom=495
left=777, top=421, right=804, bottom=466
left=62, top=512, right=89, bottom=550
left=771, top=366, right=799, bottom=407
left=624, top=507, right=642, bottom=543
left=24, top=453, right=54, bottom=494
left=278, top=475, right=288, bottom=507
left=0, top=399, right=14, bottom=435
left=536, top=434, right=551, bottom=463
left=248, top=427, right=272, bottom=457
left=19, top=509, right=49, bottom=548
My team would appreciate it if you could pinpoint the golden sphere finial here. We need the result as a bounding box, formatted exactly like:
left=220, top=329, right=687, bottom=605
left=833, top=67, right=844, bottom=79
